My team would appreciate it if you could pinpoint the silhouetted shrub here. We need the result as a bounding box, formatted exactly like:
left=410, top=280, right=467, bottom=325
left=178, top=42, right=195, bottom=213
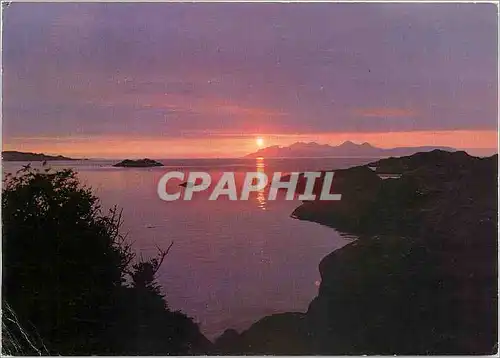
left=2, top=166, right=210, bottom=355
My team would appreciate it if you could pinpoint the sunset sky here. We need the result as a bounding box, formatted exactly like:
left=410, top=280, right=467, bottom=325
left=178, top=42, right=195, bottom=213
left=2, top=3, right=498, bottom=158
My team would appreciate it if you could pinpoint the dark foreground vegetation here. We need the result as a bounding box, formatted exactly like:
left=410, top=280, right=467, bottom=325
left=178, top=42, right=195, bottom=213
left=2, top=150, right=497, bottom=355
left=214, top=150, right=498, bottom=354
left=2, top=166, right=210, bottom=355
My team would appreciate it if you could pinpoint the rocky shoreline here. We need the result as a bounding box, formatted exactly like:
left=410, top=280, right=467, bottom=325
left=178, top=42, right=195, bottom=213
left=213, top=150, right=498, bottom=354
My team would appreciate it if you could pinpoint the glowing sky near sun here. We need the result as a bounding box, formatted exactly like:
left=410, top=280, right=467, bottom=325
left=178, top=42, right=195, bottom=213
left=2, top=3, right=498, bottom=158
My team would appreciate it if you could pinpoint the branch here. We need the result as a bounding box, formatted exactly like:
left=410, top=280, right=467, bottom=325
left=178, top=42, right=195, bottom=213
left=152, top=241, right=174, bottom=276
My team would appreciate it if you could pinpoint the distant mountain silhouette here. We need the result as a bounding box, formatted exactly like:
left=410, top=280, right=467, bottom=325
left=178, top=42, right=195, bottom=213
left=244, top=141, right=456, bottom=158
left=2, top=151, right=80, bottom=161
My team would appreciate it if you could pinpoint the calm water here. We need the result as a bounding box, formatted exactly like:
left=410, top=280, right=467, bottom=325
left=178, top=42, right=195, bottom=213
left=3, top=157, right=373, bottom=339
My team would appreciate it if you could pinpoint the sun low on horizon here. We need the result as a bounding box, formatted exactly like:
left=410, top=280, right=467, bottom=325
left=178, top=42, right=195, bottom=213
left=1, top=3, right=497, bottom=159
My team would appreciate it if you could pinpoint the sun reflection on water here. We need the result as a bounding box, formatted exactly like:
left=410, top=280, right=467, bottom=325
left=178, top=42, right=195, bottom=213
left=255, top=157, right=267, bottom=211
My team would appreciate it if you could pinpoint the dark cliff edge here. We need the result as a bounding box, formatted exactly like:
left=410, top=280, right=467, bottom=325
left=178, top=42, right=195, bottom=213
left=214, top=150, right=498, bottom=355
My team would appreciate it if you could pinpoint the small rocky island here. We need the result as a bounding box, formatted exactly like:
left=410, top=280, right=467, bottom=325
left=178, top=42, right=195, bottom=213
left=112, top=158, right=164, bottom=168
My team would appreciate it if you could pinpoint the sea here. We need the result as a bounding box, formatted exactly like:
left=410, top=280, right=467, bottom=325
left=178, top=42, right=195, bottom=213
left=2, top=157, right=375, bottom=339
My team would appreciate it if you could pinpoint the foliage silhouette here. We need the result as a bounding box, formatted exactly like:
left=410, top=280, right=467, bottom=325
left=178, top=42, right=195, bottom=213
left=2, top=166, right=211, bottom=355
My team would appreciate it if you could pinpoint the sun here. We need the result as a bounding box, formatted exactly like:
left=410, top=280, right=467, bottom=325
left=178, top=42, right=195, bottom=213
left=256, top=137, right=265, bottom=148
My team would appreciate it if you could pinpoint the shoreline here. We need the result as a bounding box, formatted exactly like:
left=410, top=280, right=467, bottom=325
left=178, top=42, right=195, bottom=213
left=212, top=150, right=498, bottom=354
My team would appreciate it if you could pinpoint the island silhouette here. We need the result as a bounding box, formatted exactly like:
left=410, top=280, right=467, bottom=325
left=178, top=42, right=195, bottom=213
left=2, top=151, right=81, bottom=161
left=244, top=141, right=456, bottom=158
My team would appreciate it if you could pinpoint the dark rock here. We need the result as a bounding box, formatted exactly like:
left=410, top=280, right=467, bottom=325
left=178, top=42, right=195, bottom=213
left=214, top=313, right=310, bottom=355
left=112, top=158, right=163, bottom=168
left=217, top=150, right=498, bottom=354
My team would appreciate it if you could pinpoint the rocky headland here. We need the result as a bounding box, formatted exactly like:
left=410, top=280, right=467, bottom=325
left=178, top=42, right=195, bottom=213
left=214, top=150, right=498, bottom=355
left=2, top=151, right=80, bottom=161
